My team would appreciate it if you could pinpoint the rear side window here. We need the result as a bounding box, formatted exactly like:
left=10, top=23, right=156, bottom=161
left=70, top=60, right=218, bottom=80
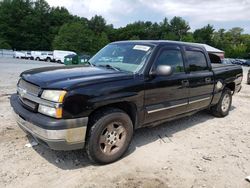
left=155, top=49, right=184, bottom=73
left=186, top=50, right=208, bottom=71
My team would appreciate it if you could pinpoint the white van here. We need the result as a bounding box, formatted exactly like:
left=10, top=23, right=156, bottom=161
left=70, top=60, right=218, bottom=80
left=53, top=50, right=76, bottom=63
left=31, top=51, right=43, bottom=61
left=14, top=51, right=26, bottom=59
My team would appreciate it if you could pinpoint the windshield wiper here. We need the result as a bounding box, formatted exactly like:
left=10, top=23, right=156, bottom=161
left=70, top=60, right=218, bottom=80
left=97, top=64, right=121, bottom=71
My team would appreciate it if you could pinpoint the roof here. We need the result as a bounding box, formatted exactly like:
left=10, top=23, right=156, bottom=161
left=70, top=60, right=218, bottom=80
left=112, top=40, right=224, bottom=53
left=186, top=42, right=224, bottom=53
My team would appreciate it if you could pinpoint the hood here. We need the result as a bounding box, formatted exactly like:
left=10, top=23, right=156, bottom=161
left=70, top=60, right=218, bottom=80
left=21, top=65, right=132, bottom=90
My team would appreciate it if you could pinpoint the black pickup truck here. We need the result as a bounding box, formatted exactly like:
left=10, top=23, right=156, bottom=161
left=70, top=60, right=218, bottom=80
left=10, top=40, right=243, bottom=164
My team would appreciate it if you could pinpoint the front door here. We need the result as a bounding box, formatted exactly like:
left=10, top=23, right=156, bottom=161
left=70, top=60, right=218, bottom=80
left=144, top=46, right=189, bottom=124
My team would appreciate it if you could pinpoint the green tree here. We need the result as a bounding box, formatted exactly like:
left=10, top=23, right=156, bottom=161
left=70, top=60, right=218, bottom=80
left=21, top=0, right=51, bottom=50
left=0, top=0, right=33, bottom=50
left=169, top=16, right=190, bottom=40
left=48, top=7, right=76, bottom=48
left=90, top=32, right=109, bottom=54
left=53, top=22, right=94, bottom=53
left=193, top=24, right=214, bottom=45
left=182, top=33, right=195, bottom=42
left=88, top=15, right=108, bottom=35
left=129, top=35, right=140, bottom=40
left=212, top=29, right=226, bottom=49
left=0, top=37, right=11, bottom=49
left=159, top=17, right=170, bottom=39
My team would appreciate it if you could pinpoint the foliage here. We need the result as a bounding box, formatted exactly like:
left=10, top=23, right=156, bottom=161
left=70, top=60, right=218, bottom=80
left=0, top=37, right=11, bottom=49
left=0, top=0, right=250, bottom=57
left=193, top=24, right=214, bottom=45
left=169, top=16, right=190, bottom=41
left=53, top=22, right=94, bottom=53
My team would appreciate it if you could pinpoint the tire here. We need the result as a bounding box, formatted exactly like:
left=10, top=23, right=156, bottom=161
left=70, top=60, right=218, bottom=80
left=210, top=88, right=232, bottom=117
left=35, top=57, right=40, bottom=61
left=46, top=58, right=51, bottom=62
left=57, top=60, right=62, bottom=64
left=86, top=108, right=133, bottom=164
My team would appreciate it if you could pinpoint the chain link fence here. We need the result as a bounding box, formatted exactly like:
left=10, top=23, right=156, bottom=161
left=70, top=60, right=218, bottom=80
left=0, top=49, right=14, bottom=58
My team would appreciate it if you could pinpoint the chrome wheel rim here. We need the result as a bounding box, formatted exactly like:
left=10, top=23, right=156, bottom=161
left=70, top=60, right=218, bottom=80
left=99, top=122, right=126, bottom=155
left=221, top=93, right=230, bottom=112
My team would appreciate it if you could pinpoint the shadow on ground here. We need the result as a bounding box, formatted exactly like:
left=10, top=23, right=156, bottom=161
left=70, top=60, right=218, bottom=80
left=30, top=107, right=236, bottom=170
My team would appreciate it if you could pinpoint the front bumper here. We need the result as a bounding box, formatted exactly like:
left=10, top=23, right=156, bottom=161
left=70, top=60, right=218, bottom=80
left=10, top=94, right=88, bottom=150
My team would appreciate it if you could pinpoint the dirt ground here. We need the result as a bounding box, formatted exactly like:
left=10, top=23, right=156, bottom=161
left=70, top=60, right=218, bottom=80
left=0, top=58, right=250, bottom=188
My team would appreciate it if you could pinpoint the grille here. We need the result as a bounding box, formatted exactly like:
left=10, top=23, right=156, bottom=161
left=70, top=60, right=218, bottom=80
left=17, top=79, right=41, bottom=111
left=19, top=97, right=37, bottom=110
left=18, top=79, right=40, bottom=96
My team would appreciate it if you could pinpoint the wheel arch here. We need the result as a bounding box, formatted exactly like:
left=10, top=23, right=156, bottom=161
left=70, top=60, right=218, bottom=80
left=224, top=82, right=235, bottom=93
left=87, top=101, right=138, bottom=130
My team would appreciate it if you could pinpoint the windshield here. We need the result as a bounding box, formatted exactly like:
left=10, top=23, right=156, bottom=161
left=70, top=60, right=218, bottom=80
left=89, top=43, right=153, bottom=73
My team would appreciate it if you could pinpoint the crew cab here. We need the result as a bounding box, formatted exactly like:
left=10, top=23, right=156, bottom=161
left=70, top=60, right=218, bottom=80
left=10, top=40, right=243, bottom=164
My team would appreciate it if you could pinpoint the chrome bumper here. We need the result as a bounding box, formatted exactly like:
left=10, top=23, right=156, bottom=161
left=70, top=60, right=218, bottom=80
left=14, top=112, right=87, bottom=144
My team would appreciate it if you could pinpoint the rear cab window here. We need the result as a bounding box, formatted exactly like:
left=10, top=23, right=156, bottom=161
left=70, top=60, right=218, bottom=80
left=186, top=50, right=209, bottom=72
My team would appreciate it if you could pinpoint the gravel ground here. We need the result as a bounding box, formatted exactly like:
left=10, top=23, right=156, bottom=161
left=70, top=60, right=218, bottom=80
left=0, top=58, right=250, bottom=188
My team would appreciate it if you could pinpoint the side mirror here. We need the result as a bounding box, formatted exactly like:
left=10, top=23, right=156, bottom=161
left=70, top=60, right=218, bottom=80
left=151, top=65, right=173, bottom=77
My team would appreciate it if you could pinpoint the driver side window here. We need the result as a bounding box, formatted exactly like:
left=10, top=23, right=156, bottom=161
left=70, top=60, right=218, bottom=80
left=155, top=49, right=185, bottom=73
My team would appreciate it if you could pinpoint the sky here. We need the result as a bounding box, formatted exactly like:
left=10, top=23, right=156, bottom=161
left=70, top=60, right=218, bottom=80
left=46, top=0, right=250, bottom=33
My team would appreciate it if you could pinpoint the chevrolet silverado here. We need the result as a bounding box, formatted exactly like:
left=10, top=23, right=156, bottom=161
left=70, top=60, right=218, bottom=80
left=10, top=40, right=243, bottom=164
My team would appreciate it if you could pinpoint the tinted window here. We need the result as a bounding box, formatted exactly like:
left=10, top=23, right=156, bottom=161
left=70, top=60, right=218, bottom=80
left=186, top=51, right=208, bottom=71
left=155, top=49, right=184, bottom=72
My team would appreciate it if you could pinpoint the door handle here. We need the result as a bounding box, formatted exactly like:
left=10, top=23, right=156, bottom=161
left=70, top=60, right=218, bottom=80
left=181, top=80, right=189, bottom=86
left=205, top=77, right=211, bottom=83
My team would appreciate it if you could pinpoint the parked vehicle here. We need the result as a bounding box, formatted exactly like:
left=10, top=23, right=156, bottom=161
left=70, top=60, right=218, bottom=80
left=222, top=58, right=233, bottom=65
left=53, top=50, right=76, bottom=63
left=14, top=51, right=25, bottom=59
left=31, top=51, right=53, bottom=61
left=31, top=51, right=42, bottom=61
left=64, top=54, right=91, bottom=65
left=40, top=51, right=53, bottom=62
left=24, top=51, right=32, bottom=59
left=64, top=54, right=77, bottom=65
left=10, top=40, right=243, bottom=164
left=243, top=60, right=250, bottom=67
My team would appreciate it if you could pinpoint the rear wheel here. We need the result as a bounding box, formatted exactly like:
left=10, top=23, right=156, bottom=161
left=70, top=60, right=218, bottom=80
left=35, top=57, right=40, bottom=61
left=46, top=57, right=51, bottom=62
left=86, top=108, right=133, bottom=164
left=210, top=88, right=232, bottom=117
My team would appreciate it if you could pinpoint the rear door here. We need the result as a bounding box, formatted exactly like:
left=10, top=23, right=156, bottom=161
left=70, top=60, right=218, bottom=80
left=184, top=47, right=214, bottom=111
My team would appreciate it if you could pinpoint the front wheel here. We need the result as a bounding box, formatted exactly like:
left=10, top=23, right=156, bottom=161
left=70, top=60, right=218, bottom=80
left=86, top=108, right=133, bottom=164
left=210, top=88, right=232, bottom=117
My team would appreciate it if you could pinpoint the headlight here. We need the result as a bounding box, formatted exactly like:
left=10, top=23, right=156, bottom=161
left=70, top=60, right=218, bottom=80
left=38, top=105, right=63, bottom=118
left=41, top=90, right=67, bottom=102
left=39, top=90, right=66, bottom=118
